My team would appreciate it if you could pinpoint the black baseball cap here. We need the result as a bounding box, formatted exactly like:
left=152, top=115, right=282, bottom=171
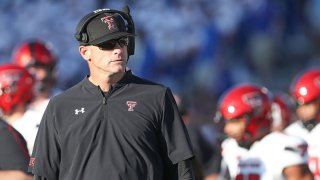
left=76, top=12, right=133, bottom=45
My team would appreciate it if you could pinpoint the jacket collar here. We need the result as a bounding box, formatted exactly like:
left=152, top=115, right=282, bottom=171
left=81, top=70, right=133, bottom=96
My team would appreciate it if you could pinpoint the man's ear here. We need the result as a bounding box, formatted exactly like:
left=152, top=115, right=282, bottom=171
left=79, top=46, right=91, bottom=61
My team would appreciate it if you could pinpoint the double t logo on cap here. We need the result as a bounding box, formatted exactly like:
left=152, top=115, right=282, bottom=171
left=101, top=16, right=117, bottom=31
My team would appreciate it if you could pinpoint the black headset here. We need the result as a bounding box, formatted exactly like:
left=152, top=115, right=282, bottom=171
left=74, top=6, right=135, bottom=56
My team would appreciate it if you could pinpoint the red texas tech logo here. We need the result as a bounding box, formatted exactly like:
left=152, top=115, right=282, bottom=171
left=127, top=101, right=137, bottom=111
left=29, top=157, right=36, bottom=167
left=101, top=16, right=117, bottom=30
left=242, top=92, right=263, bottom=109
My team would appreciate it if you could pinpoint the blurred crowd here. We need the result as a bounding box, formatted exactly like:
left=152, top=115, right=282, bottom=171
left=0, top=0, right=320, bottom=179
left=0, top=0, right=320, bottom=120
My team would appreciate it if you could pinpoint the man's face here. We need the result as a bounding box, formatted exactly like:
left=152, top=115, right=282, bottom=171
left=84, top=37, right=129, bottom=76
left=27, top=65, right=56, bottom=94
left=224, top=117, right=246, bottom=142
left=28, top=66, right=48, bottom=82
left=296, top=101, right=319, bottom=121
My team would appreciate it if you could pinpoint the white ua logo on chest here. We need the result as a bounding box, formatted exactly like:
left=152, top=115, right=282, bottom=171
left=126, top=101, right=137, bottom=111
left=75, top=108, right=85, bottom=115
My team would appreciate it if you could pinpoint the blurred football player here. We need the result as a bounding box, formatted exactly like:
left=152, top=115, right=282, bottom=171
left=11, top=40, right=59, bottom=153
left=285, top=68, right=320, bottom=179
left=0, top=64, right=34, bottom=118
left=0, top=64, right=33, bottom=179
left=12, top=39, right=58, bottom=113
left=0, top=64, right=36, bottom=154
left=217, top=83, right=313, bottom=179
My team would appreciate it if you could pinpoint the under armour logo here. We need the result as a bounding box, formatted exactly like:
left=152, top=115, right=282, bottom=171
left=75, top=108, right=85, bottom=115
left=127, top=101, right=137, bottom=111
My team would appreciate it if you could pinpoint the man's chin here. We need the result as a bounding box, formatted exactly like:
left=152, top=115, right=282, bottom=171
left=109, top=68, right=126, bottom=77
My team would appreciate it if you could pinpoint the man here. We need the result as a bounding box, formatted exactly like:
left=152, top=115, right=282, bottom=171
left=0, top=64, right=33, bottom=180
left=29, top=7, right=195, bottom=180
left=12, top=39, right=58, bottom=109
left=217, top=83, right=313, bottom=179
left=285, top=68, right=320, bottom=179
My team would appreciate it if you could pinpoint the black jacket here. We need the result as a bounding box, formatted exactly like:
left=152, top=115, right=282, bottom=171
left=29, top=71, right=194, bottom=180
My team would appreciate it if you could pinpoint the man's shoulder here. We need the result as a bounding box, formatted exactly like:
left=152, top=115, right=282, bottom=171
left=222, top=138, right=238, bottom=149
left=259, top=132, right=283, bottom=142
left=47, top=80, right=93, bottom=107
left=260, top=132, right=305, bottom=146
left=129, top=73, right=166, bottom=88
left=284, top=121, right=303, bottom=133
left=127, top=73, right=170, bottom=95
left=52, top=80, right=89, bottom=97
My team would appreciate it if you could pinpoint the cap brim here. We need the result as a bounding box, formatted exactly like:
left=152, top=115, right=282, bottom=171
left=90, top=32, right=133, bottom=45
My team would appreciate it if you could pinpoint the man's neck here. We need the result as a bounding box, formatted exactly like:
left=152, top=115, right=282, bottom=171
left=89, top=71, right=125, bottom=92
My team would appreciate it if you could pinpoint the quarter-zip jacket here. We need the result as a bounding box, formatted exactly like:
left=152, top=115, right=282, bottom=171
left=29, top=71, right=194, bottom=180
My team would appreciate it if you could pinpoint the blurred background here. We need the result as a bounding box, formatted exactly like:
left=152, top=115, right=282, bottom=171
left=1, top=0, right=320, bottom=122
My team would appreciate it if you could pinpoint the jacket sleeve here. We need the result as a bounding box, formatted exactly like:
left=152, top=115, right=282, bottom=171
left=33, top=176, right=47, bottom=180
left=160, top=89, right=194, bottom=164
left=28, top=99, right=61, bottom=179
left=178, top=158, right=195, bottom=180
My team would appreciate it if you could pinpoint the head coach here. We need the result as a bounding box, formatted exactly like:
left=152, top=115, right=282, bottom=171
left=28, top=6, right=195, bottom=180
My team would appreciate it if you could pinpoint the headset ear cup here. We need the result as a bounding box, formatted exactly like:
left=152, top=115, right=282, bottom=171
left=128, top=37, right=135, bottom=55
left=75, top=33, right=81, bottom=41
left=75, top=33, right=88, bottom=43
left=81, top=33, right=88, bottom=43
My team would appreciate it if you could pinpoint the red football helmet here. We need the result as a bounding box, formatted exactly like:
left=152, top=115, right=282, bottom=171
left=0, top=64, right=34, bottom=114
left=290, top=68, right=320, bottom=105
left=12, top=39, right=56, bottom=69
left=218, top=84, right=272, bottom=140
